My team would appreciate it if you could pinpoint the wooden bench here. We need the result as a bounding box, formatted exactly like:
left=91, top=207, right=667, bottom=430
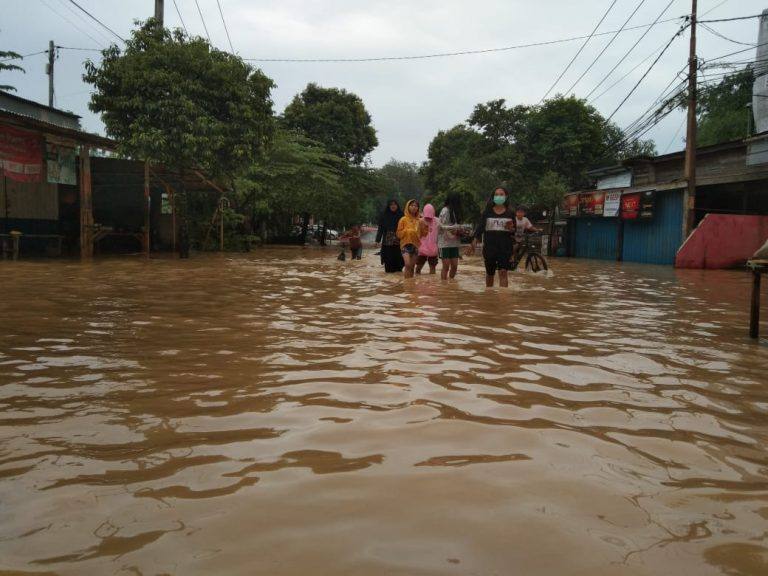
left=748, top=259, right=768, bottom=339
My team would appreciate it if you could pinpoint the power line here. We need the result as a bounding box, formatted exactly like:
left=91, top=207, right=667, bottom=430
left=564, top=0, right=648, bottom=95
left=37, top=0, right=106, bottom=48
left=65, top=0, right=125, bottom=43
left=700, top=23, right=757, bottom=47
left=539, top=0, right=620, bottom=103
left=0, top=50, right=48, bottom=62
left=216, top=0, right=235, bottom=53
left=193, top=0, right=211, bottom=42
left=664, top=115, right=687, bottom=153
left=585, top=0, right=678, bottom=100
left=700, top=14, right=765, bottom=24
left=172, top=0, right=190, bottom=35
left=244, top=14, right=686, bottom=63
left=56, top=45, right=102, bottom=52
left=701, top=0, right=731, bottom=17
left=605, top=23, right=688, bottom=122
left=54, top=0, right=113, bottom=45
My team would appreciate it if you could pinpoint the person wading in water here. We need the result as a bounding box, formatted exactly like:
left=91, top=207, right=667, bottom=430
left=437, top=194, right=464, bottom=280
left=375, top=199, right=405, bottom=273
left=396, top=199, right=428, bottom=279
left=469, top=186, right=515, bottom=287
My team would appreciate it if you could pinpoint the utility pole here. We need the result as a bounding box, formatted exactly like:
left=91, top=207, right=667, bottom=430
left=155, top=0, right=164, bottom=25
left=683, top=0, right=698, bottom=238
left=46, top=40, right=55, bottom=108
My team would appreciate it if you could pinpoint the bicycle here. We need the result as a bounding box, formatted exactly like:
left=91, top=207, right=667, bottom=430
left=510, top=232, right=549, bottom=273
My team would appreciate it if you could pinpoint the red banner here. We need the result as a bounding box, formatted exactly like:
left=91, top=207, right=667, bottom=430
left=0, top=125, right=43, bottom=182
left=564, top=194, right=579, bottom=217
left=579, top=191, right=605, bottom=216
left=621, top=193, right=641, bottom=220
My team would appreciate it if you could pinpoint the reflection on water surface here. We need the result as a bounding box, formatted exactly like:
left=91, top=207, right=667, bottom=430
left=1, top=250, right=767, bottom=575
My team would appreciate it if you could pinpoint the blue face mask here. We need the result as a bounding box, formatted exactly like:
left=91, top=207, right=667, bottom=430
left=493, top=195, right=506, bottom=206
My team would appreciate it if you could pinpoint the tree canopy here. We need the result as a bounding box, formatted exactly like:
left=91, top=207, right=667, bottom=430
left=696, top=67, right=754, bottom=146
left=0, top=50, right=24, bottom=92
left=283, top=83, right=378, bottom=165
left=84, top=21, right=275, bottom=178
left=423, top=95, right=657, bottom=216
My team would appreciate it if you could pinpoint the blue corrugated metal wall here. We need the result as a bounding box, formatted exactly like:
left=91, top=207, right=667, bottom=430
left=622, top=190, right=683, bottom=265
left=572, top=218, right=618, bottom=260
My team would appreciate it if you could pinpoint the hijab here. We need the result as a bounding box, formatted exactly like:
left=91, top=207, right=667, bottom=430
left=380, top=199, right=403, bottom=230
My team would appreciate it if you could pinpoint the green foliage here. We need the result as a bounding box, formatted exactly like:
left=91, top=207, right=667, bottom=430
left=424, top=96, right=656, bottom=217
left=696, top=67, right=754, bottom=146
left=84, top=20, right=275, bottom=177
left=283, top=83, right=378, bottom=165
left=0, top=50, right=24, bottom=92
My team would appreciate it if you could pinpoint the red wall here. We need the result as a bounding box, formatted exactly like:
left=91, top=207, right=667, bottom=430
left=675, top=214, right=768, bottom=269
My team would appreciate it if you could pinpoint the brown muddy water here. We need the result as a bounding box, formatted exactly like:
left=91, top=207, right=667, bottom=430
left=1, top=249, right=767, bottom=576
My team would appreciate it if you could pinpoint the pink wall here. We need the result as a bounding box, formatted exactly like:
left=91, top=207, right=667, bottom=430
left=675, top=214, right=768, bottom=269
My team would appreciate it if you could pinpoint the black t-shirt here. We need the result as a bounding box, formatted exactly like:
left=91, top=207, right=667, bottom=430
left=474, top=207, right=515, bottom=254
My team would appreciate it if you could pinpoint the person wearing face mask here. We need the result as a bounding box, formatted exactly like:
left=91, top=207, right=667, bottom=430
left=469, top=186, right=515, bottom=287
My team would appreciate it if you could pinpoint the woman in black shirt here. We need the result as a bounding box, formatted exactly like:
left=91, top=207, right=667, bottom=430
left=470, top=187, right=515, bottom=287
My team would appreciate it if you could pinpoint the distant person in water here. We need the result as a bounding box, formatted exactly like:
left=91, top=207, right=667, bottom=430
left=375, top=199, right=404, bottom=273
left=438, top=194, right=464, bottom=280
left=396, top=199, right=428, bottom=279
left=416, top=203, right=439, bottom=275
left=340, top=225, right=362, bottom=260
left=469, top=186, right=515, bottom=287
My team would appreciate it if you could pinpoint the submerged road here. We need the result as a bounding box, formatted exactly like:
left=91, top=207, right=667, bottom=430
left=1, top=250, right=767, bottom=575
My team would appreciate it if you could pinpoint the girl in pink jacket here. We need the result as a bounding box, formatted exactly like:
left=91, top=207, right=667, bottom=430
left=416, top=203, right=439, bottom=274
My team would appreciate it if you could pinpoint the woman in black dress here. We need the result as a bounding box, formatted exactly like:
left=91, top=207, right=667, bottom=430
left=375, top=199, right=405, bottom=273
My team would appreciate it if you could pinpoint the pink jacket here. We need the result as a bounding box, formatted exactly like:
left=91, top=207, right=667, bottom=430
left=418, top=204, right=439, bottom=257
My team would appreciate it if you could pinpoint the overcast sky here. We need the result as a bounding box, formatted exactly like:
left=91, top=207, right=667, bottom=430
left=2, top=0, right=765, bottom=166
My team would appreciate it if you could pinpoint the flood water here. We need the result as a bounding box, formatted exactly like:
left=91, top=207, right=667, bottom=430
left=1, top=249, right=767, bottom=575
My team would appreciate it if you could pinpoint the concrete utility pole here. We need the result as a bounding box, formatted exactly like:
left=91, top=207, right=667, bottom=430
left=683, top=0, right=698, bottom=238
left=46, top=40, right=55, bottom=108
left=155, top=0, right=164, bottom=25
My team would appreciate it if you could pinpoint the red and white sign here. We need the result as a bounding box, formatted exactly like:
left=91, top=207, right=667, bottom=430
left=604, top=191, right=622, bottom=217
left=579, top=191, right=606, bottom=216
left=564, top=194, right=579, bottom=217
left=0, top=125, right=43, bottom=182
left=620, top=193, right=641, bottom=220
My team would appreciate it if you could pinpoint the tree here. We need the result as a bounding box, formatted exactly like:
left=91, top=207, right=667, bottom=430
left=84, top=20, right=275, bottom=257
left=283, top=83, right=378, bottom=164
left=0, top=50, right=24, bottom=92
left=695, top=67, right=754, bottom=146
left=235, top=128, right=344, bottom=241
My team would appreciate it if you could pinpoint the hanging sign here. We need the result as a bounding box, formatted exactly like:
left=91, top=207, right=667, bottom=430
left=579, top=191, right=606, bottom=216
left=639, top=190, right=655, bottom=219
left=0, top=124, right=43, bottom=182
left=46, top=142, right=77, bottom=185
left=564, top=194, right=579, bottom=217
left=604, top=191, right=622, bottom=217
left=621, top=193, right=641, bottom=220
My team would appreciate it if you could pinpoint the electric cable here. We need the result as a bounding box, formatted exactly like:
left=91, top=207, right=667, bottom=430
left=193, top=0, right=211, bottom=42
left=172, top=0, right=190, bottom=35
left=65, top=0, right=125, bottom=43
left=216, top=0, right=235, bottom=53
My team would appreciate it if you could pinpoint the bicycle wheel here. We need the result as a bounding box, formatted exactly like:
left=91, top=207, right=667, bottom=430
left=526, top=254, right=548, bottom=273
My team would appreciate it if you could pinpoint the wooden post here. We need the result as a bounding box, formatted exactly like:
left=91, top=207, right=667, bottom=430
left=144, top=160, right=151, bottom=256
left=79, top=146, right=93, bottom=259
left=616, top=218, right=624, bottom=262
left=682, top=0, right=698, bottom=239
left=750, top=269, right=762, bottom=339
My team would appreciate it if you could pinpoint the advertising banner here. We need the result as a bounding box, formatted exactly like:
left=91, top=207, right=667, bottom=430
left=46, top=142, right=77, bottom=185
left=578, top=191, right=606, bottom=216
left=0, top=124, right=43, bottom=182
left=564, top=194, right=579, bottom=217
left=604, top=191, right=622, bottom=217
left=621, top=193, right=641, bottom=220
left=639, top=190, right=655, bottom=218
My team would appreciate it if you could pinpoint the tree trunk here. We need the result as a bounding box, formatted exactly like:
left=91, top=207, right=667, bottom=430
left=548, top=204, right=556, bottom=256
left=300, top=212, right=310, bottom=245
left=177, top=168, right=190, bottom=258
left=320, top=221, right=327, bottom=247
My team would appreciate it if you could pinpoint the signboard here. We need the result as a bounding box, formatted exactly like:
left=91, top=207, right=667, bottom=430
left=639, top=190, right=655, bottom=219
left=0, top=124, right=43, bottom=182
left=597, top=171, right=632, bottom=190
left=620, top=193, right=641, bottom=220
left=564, top=194, right=579, bottom=217
left=46, top=143, right=77, bottom=185
left=579, top=191, right=606, bottom=216
left=604, top=191, right=622, bottom=217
